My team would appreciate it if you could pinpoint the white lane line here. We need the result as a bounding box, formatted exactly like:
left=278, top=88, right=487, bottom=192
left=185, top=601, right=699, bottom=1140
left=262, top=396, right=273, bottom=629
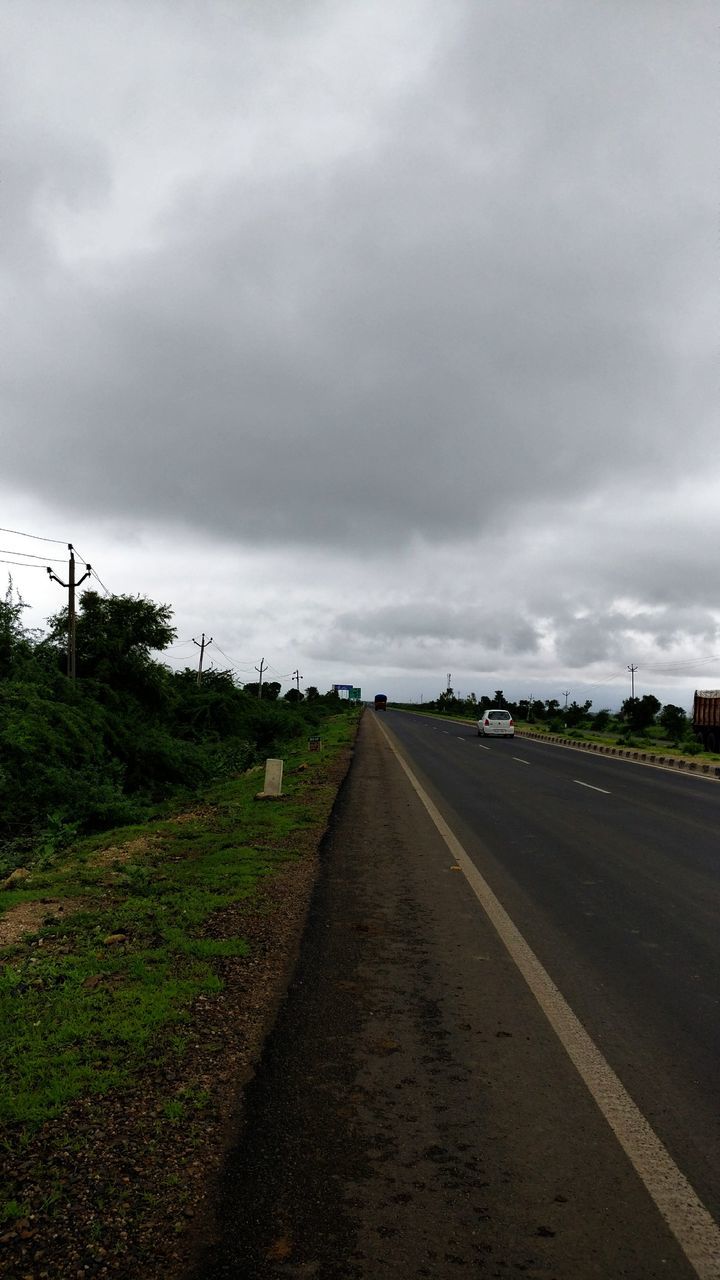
left=477, top=743, right=491, bottom=751
left=513, top=757, right=531, bottom=765
left=456, top=736, right=465, bottom=742
left=375, top=717, right=720, bottom=1280
left=574, top=780, right=611, bottom=795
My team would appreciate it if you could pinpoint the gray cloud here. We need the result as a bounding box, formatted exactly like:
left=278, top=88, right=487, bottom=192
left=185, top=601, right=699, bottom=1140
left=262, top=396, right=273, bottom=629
left=1, top=0, right=716, bottom=702
left=2, top=2, right=714, bottom=548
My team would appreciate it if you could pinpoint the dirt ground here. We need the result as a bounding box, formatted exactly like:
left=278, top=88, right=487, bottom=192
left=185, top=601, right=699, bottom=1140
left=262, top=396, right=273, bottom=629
left=0, top=749, right=352, bottom=1280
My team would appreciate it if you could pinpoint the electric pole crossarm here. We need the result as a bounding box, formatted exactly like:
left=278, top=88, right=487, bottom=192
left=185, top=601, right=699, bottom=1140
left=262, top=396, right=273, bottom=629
left=193, top=634, right=213, bottom=684
left=46, top=545, right=91, bottom=679
left=255, top=658, right=266, bottom=699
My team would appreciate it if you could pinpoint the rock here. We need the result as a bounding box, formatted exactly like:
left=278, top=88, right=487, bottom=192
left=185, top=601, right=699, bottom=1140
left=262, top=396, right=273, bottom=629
left=2, top=867, right=30, bottom=890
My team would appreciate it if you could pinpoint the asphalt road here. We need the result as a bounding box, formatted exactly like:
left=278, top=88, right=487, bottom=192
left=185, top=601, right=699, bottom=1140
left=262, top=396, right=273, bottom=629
left=384, top=710, right=720, bottom=1225
left=191, top=710, right=719, bottom=1280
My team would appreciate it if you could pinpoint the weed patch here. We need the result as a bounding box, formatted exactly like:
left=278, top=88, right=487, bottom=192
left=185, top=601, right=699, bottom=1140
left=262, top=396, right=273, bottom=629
left=0, top=713, right=358, bottom=1140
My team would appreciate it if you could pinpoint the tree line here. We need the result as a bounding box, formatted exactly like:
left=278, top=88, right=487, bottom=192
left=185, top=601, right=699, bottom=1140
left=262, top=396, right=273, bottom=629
left=0, top=581, right=353, bottom=872
left=415, top=688, right=691, bottom=742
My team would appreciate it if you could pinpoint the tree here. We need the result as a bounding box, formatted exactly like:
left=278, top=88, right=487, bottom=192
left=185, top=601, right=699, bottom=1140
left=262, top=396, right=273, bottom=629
left=242, top=680, right=280, bottom=701
left=437, top=687, right=455, bottom=711
left=659, top=704, right=687, bottom=740
left=0, top=577, right=30, bottom=679
left=621, top=694, right=660, bottom=731
left=284, top=687, right=304, bottom=703
left=592, top=709, right=611, bottom=731
left=48, top=591, right=176, bottom=693
left=565, top=699, right=592, bottom=727
left=493, top=690, right=508, bottom=708
left=304, top=686, right=320, bottom=701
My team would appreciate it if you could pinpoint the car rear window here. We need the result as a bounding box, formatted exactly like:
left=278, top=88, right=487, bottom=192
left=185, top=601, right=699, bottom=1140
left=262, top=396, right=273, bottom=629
left=488, top=710, right=510, bottom=719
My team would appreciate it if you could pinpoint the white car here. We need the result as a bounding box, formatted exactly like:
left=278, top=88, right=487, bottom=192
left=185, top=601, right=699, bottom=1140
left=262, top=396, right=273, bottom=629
left=478, top=709, right=515, bottom=737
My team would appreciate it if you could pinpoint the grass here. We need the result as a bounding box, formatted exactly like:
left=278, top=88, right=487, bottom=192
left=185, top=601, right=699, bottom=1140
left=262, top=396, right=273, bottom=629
left=514, top=720, right=710, bottom=759
left=0, top=712, right=358, bottom=1142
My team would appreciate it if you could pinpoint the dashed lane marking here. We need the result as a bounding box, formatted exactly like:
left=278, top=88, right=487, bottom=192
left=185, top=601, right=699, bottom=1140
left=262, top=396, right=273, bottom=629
left=574, top=780, right=611, bottom=795
left=513, top=757, right=531, bottom=765
left=375, top=716, right=720, bottom=1280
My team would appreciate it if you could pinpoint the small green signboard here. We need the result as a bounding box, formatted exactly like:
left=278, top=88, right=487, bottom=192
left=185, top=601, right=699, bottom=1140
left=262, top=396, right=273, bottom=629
left=349, top=687, right=361, bottom=701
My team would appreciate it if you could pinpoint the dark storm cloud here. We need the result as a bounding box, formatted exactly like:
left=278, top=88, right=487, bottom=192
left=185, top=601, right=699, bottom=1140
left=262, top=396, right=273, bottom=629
left=311, top=602, right=541, bottom=660
left=1, top=1, right=714, bottom=554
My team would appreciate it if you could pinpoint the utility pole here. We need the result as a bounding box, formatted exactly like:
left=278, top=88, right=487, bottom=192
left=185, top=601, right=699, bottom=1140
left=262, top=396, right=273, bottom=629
left=562, top=690, right=570, bottom=710
left=628, top=664, right=638, bottom=699
left=255, top=657, right=266, bottom=699
left=292, top=668, right=302, bottom=697
left=193, top=633, right=213, bottom=684
left=447, top=673, right=452, bottom=692
left=47, top=544, right=92, bottom=679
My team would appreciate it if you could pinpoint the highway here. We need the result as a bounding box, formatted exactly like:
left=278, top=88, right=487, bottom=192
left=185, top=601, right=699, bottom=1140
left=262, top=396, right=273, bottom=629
left=195, top=710, right=720, bottom=1279
left=385, top=709, right=720, bottom=1226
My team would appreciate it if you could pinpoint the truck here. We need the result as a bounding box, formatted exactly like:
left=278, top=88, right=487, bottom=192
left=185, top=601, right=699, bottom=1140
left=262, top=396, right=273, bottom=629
left=693, top=690, right=720, bottom=751
left=374, top=693, right=388, bottom=711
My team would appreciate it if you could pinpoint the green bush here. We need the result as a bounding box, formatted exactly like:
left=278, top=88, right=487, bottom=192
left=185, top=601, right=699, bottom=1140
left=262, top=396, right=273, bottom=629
left=0, top=584, right=360, bottom=866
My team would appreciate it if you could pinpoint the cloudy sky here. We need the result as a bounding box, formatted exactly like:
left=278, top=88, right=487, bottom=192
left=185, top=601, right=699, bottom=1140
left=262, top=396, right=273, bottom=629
left=1, top=0, right=716, bottom=708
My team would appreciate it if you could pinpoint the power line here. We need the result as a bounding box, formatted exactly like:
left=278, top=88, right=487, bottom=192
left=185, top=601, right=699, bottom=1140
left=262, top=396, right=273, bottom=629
left=212, top=642, right=245, bottom=671
left=0, top=547, right=67, bottom=563
left=90, top=568, right=112, bottom=597
left=643, top=654, right=720, bottom=672
left=60, top=545, right=110, bottom=597
left=0, top=525, right=67, bottom=545
left=0, top=558, right=49, bottom=569
left=210, top=642, right=257, bottom=670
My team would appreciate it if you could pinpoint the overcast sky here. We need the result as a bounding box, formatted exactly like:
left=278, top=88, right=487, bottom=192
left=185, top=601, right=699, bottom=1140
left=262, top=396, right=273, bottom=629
left=1, top=0, right=716, bottom=708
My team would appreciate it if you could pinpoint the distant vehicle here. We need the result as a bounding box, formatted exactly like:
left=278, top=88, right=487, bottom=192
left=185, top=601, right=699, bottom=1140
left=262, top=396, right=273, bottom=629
left=693, top=690, right=720, bottom=750
left=374, top=693, right=388, bottom=711
left=478, top=709, right=514, bottom=738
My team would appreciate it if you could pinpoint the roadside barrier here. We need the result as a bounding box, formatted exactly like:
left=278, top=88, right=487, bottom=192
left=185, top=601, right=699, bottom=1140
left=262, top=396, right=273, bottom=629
left=516, top=729, right=720, bottom=779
